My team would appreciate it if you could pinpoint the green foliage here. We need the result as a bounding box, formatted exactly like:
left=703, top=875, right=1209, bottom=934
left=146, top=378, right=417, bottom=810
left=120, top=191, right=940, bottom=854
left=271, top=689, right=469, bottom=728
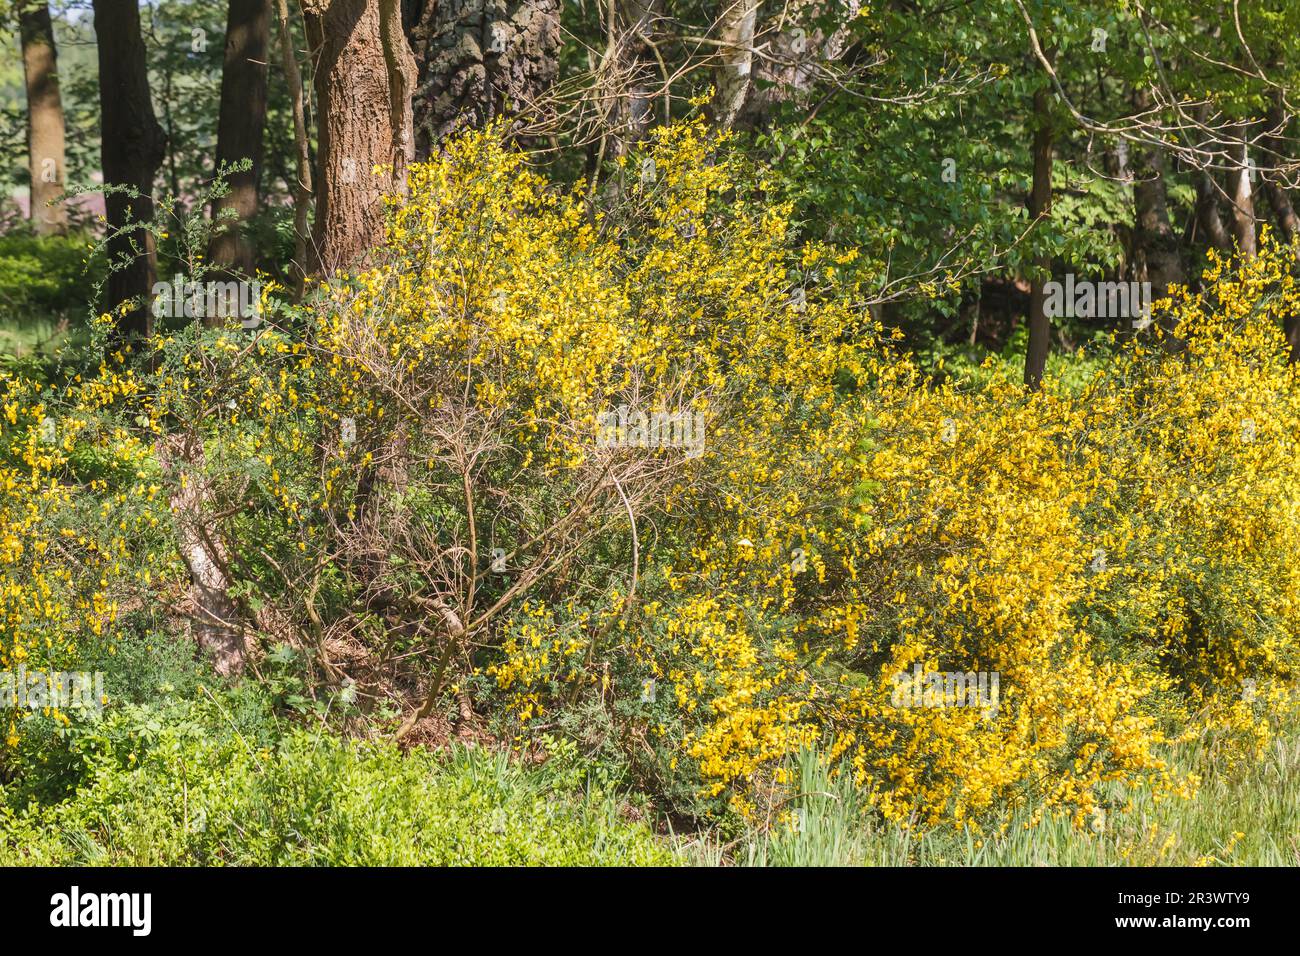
left=0, top=692, right=676, bottom=866
left=0, top=230, right=99, bottom=372
left=0, top=231, right=98, bottom=316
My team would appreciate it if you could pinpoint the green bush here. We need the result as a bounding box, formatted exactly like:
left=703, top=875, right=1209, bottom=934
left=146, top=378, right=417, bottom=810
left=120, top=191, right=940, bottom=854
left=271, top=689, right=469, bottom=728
left=0, top=231, right=100, bottom=317
left=0, top=692, right=676, bottom=866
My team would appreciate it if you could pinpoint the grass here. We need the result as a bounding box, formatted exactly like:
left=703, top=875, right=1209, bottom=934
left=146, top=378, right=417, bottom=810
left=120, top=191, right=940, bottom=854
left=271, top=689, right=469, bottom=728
left=689, top=724, right=1300, bottom=866
left=1, top=624, right=1294, bottom=868
left=3, top=703, right=1294, bottom=866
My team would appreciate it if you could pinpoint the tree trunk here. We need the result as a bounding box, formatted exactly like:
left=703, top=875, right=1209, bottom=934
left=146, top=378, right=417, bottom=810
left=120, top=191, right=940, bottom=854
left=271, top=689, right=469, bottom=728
left=93, top=0, right=167, bottom=340
left=409, top=0, right=562, bottom=152
left=1130, top=91, right=1184, bottom=298
left=611, top=0, right=663, bottom=155
left=1228, top=121, right=1257, bottom=259
left=1191, top=105, right=1232, bottom=255
left=739, top=0, right=860, bottom=128
left=277, top=0, right=313, bottom=295
left=711, top=0, right=758, bottom=130
left=378, top=0, right=418, bottom=186
left=19, top=2, right=68, bottom=236
left=1262, top=97, right=1300, bottom=243
left=302, top=0, right=410, bottom=273
left=1194, top=168, right=1233, bottom=253
left=209, top=0, right=272, bottom=280
left=160, top=433, right=245, bottom=677
left=1024, top=77, right=1054, bottom=390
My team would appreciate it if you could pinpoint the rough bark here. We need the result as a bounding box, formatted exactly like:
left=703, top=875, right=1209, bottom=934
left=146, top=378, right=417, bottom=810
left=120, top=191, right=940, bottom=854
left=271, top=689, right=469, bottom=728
left=409, top=0, right=562, bottom=152
left=93, top=0, right=167, bottom=340
left=19, top=2, right=67, bottom=236
left=1024, top=77, right=1053, bottom=390
left=209, top=0, right=272, bottom=280
left=711, top=0, right=758, bottom=130
left=302, top=0, right=405, bottom=273
left=610, top=0, right=663, bottom=155
left=379, top=0, right=418, bottom=183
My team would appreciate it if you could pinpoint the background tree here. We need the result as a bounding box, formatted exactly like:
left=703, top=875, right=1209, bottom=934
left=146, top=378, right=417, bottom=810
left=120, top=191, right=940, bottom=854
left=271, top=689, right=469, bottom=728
left=409, top=0, right=562, bottom=152
left=17, top=0, right=66, bottom=234
left=208, top=0, right=271, bottom=278
left=710, top=0, right=756, bottom=129
left=1130, top=88, right=1184, bottom=300
left=93, top=0, right=166, bottom=336
left=275, top=0, right=312, bottom=292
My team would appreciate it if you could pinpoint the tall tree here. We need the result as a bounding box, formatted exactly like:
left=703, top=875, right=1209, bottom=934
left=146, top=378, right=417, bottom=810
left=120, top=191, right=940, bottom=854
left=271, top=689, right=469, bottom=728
left=18, top=0, right=67, bottom=235
left=379, top=0, right=417, bottom=185
left=1190, top=102, right=1233, bottom=254
left=302, top=0, right=414, bottom=272
left=611, top=0, right=662, bottom=155
left=276, top=0, right=313, bottom=293
left=209, top=0, right=272, bottom=280
left=409, top=0, right=562, bottom=152
left=1261, top=94, right=1300, bottom=244
left=739, top=0, right=860, bottom=128
left=1194, top=167, right=1233, bottom=252
left=93, top=0, right=166, bottom=339
left=1228, top=120, right=1257, bottom=258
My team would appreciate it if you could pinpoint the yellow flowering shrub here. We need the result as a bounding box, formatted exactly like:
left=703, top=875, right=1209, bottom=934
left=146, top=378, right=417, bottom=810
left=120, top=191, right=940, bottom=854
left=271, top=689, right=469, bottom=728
left=1077, top=237, right=1300, bottom=755
left=652, top=235, right=1300, bottom=828
left=0, top=358, right=176, bottom=745
left=162, top=116, right=870, bottom=739
left=34, top=119, right=1297, bottom=832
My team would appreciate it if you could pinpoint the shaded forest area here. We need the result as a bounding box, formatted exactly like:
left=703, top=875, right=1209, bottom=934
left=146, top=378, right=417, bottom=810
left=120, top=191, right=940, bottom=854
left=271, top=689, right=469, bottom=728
left=6, top=2, right=1300, bottom=369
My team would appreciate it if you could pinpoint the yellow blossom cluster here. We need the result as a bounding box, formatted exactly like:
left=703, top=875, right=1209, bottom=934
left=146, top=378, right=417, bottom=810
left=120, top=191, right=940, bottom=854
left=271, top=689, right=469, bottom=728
left=469, top=133, right=1300, bottom=827
left=0, top=360, right=176, bottom=745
